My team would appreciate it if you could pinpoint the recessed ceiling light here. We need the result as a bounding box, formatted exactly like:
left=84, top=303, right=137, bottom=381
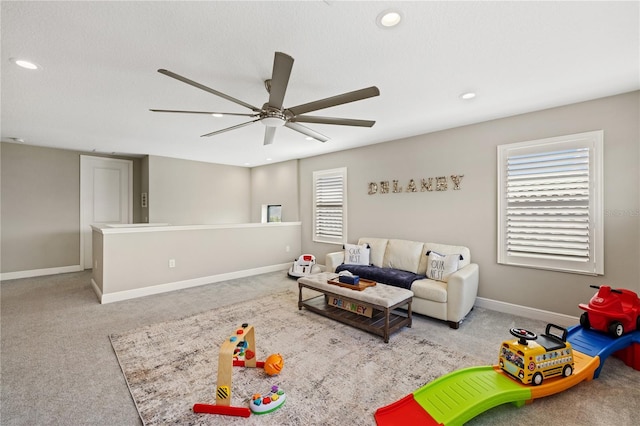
left=10, top=58, right=39, bottom=70
left=305, top=136, right=315, bottom=141
left=211, top=113, right=223, bottom=117
left=377, top=10, right=402, bottom=28
left=266, top=158, right=272, bottom=161
left=244, top=162, right=251, bottom=166
left=460, top=92, right=476, bottom=100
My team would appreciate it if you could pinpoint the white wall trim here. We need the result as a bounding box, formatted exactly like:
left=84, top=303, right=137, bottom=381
left=475, top=296, right=579, bottom=327
left=91, top=278, right=103, bottom=302
left=0, top=265, right=83, bottom=281
left=93, top=221, right=302, bottom=235
left=98, top=263, right=291, bottom=304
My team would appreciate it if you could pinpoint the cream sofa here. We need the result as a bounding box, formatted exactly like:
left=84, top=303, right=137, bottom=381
left=326, top=237, right=479, bottom=329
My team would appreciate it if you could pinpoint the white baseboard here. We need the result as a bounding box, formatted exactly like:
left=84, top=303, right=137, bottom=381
left=475, top=296, right=579, bottom=327
left=99, top=263, right=291, bottom=304
left=0, top=265, right=83, bottom=281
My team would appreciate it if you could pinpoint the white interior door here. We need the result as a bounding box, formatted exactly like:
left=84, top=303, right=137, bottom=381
left=81, top=156, right=133, bottom=269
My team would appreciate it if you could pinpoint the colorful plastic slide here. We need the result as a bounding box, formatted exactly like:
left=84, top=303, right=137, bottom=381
left=374, top=326, right=640, bottom=426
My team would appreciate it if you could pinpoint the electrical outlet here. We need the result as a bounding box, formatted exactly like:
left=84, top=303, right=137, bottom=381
left=285, top=245, right=290, bottom=252
left=169, top=259, right=176, bottom=268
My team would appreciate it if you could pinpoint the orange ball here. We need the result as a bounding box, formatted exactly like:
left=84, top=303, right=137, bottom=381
left=264, top=353, right=284, bottom=376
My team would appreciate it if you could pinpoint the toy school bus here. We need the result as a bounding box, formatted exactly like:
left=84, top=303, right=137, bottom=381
left=498, top=324, right=574, bottom=386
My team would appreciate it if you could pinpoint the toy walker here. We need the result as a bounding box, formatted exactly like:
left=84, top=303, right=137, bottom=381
left=287, top=254, right=321, bottom=278
left=193, top=323, right=286, bottom=418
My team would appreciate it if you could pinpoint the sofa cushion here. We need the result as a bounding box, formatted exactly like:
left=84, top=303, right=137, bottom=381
left=382, top=239, right=424, bottom=273
left=357, top=237, right=388, bottom=267
left=426, top=251, right=462, bottom=282
left=411, top=278, right=448, bottom=303
left=334, top=264, right=424, bottom=290
left=343, top=243, right=370, bottom=265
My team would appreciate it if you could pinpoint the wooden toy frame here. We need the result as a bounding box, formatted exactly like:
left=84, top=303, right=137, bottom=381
left=193, top=323, right=265, bottom=418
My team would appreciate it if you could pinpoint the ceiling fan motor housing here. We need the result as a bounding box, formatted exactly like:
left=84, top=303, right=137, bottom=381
left=260, top=106, right=287, bottom=127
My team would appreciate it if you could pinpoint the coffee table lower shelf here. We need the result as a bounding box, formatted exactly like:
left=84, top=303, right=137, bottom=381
left=298, top=294, right=411, bottom=343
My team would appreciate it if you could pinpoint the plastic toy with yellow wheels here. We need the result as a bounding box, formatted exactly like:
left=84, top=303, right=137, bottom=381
left=193, top=323, right=286, bottom=417
left=499, top=323, right=574, bottom=385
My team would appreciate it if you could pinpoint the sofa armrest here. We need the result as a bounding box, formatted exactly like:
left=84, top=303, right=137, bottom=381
left=446, top=263, right=479, bottom=323
left=325, top=251, right=345, bottom=273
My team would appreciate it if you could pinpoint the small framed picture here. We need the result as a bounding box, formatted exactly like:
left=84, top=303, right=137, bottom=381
left=267, top=204, right=282, bottom=222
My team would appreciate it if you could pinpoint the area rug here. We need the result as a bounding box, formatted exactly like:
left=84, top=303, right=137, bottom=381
left=110, top=290, right=481, bottom=425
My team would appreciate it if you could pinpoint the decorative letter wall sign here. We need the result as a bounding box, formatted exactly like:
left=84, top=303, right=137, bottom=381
left=450, top=175, right=464, bottom=190
left=367, top=174, right=464, bottom=195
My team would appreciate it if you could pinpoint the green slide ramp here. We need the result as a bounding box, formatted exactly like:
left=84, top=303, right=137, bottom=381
left=413, top=365, right=532, bottom=426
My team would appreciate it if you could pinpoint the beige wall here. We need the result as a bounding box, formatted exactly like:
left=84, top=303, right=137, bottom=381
left=94, top=222, right=301, bottom=302
left=3, top=92, right=638, bottom=319
left=299, top=91, right=640, bottom=317
left=0, top=143, right=143, bottom=273
left=148, top=155, right=250, bottom=225
left=1, top=148, right=284, bottom=275
left=250, top=159, right=299, bottom=223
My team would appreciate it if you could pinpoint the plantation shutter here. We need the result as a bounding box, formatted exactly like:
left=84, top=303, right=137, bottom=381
left=313, top=168, right=347, bottom=244
left=497, top=131, right=603, bottom=275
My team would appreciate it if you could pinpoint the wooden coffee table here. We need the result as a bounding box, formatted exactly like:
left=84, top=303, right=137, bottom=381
left=297, top=272, right=413, bottom=343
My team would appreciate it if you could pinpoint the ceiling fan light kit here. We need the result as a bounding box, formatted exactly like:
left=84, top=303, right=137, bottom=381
left=260, top=108, right=287, bottom=128
left=151, top=52, right=380, bottom=146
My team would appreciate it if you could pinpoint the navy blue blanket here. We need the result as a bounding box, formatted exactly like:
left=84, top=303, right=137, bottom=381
left=335, top=264, right=425, bottom=290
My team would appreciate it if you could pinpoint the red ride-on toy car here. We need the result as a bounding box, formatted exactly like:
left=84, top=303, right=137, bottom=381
left=579, top=285, right=640, bottom=338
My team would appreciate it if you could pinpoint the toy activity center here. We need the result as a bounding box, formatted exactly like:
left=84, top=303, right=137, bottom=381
left=193, top=323, right=286, bottom=418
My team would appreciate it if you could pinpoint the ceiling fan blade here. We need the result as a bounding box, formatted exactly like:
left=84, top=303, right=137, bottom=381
left=150, top=109, right=257, bottom=117
left=268, top=52, right=294, bottom=110
left=287, top=86, right=380, bottom=116
left=201, top=118, right=261, bottom=138
left=263, top=127, right=276, bottom=145
left=284, top=122, right=329, bottom=142
left=158, top=69, right=261, bottom=112
left=291, top=115, right=376, bottom=127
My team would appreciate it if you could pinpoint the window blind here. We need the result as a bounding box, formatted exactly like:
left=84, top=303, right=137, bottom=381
left=506, top=148, right=590, bottom=262
left=497, top=131, right=603, bottom=275
left=313, top=168, right=347, bottom=244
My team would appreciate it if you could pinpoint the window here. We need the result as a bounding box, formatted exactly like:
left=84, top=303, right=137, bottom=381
left=497, top=131, right=603, bottom=275
left=313, top=168, right=347, bottom=244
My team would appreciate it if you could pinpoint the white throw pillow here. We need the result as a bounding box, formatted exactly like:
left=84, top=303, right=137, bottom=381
left=344, top=243, right=370, bottom=265
left=426, top=251, right=462, bottom=282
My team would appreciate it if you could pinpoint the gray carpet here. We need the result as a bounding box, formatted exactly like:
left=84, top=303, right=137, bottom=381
left=1, top=270, right=638, bottom=425
left=110, top=291, right=480, bottom=425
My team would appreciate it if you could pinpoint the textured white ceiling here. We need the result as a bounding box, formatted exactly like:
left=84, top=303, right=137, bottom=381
left=2, top=1, right=638, bottom=167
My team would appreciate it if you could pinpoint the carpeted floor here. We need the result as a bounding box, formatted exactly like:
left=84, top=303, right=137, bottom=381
left=1, top=270, right=638, bottom=425
left=110, top=291, right=480, bottom=425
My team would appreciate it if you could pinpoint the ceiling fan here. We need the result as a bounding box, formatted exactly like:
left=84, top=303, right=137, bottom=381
left=150, top=52, right=380, bottom=145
